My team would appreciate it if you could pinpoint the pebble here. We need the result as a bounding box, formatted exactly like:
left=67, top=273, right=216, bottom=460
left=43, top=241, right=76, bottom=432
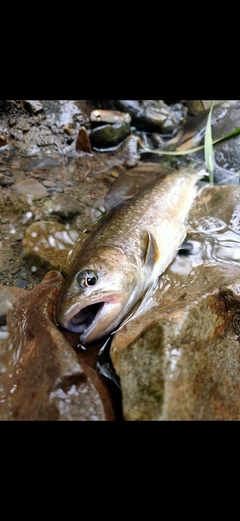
left=8, top=118, right=16, bottom=127
left=50, top=187, right=63, bottom=193
left=0, top=135, right=7, bottom=147
left=14, top=233, right=24, bottom=241
left=16, top=279, right=27, bottom=289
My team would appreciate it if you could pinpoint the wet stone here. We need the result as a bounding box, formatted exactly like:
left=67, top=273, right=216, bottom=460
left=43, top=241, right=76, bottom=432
left=52, top=186, right=64, bottom=193
left=75, top=126, right=92, bottom=153
left=111, top=263, right=240, bottom=420
left=22, top=100, right=43, bottom=114
left=42, top=180, right=56, bottom=188
left=46, top=193, right=82, bottom=218
left=0, top=135, right=7, bottom=147
left=63, top=124, right=72, bottom=135
left=90, top=122, right=130, bottom=149
left=11, top=178, right=48, bottom=200
left=0, top=271, right=112, bottom=420
left=16, top=279, right=28, bottom=289
left=14, top=232, right=24, bottom=241
left=8, top=118, right=16, bottom=127
left=119, top=134, right=140, bottom=168
left=98, top=100, right=180, bottom=133
left=90, top=109, right=131, bottom=127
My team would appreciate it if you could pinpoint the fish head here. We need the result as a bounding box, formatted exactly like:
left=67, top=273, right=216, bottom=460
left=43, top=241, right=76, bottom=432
left=56, top=248, right=144, bottom=344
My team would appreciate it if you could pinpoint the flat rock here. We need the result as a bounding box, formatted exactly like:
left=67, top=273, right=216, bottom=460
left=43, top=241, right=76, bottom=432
left=11, top=178, right=48, bottom=200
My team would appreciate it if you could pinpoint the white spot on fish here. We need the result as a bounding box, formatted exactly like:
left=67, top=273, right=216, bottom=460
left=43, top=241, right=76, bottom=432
left=48, top=235, right=56, bottom=247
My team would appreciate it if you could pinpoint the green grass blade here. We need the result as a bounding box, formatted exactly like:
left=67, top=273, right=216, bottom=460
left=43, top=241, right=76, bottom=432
left=204, top=100, right=215, bottom=183
left=140, top=126, right=240, bottom=157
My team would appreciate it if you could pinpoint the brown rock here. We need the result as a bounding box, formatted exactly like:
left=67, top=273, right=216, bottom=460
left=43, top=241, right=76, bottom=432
left=0, top=135, right=7, bottom=147
left=111, top=263, right=240, bottom=421
left=0, top=271, right=117, bottom=420
left=76, top=126, right=92, bottom=153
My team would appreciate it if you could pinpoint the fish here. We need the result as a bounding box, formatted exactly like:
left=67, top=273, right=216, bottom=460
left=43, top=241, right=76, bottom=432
left=57, top=167, right=204, bottom=344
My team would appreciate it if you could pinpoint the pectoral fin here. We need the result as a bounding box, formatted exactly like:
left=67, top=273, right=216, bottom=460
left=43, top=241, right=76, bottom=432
left=140, top=229, right=160, bottom=269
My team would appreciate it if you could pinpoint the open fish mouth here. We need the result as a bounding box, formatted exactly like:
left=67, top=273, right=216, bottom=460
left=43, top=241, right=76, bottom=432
left=69, top=302, right=105, bottom=333
left=59, top=294, right=124, bottom=343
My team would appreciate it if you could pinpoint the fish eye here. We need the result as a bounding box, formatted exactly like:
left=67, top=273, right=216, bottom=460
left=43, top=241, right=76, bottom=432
left=76, top=270, right=98, bottom=288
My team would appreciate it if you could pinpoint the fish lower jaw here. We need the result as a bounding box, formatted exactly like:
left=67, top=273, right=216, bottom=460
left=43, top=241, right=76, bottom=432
left=62, top=296, right=124, bottom=344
